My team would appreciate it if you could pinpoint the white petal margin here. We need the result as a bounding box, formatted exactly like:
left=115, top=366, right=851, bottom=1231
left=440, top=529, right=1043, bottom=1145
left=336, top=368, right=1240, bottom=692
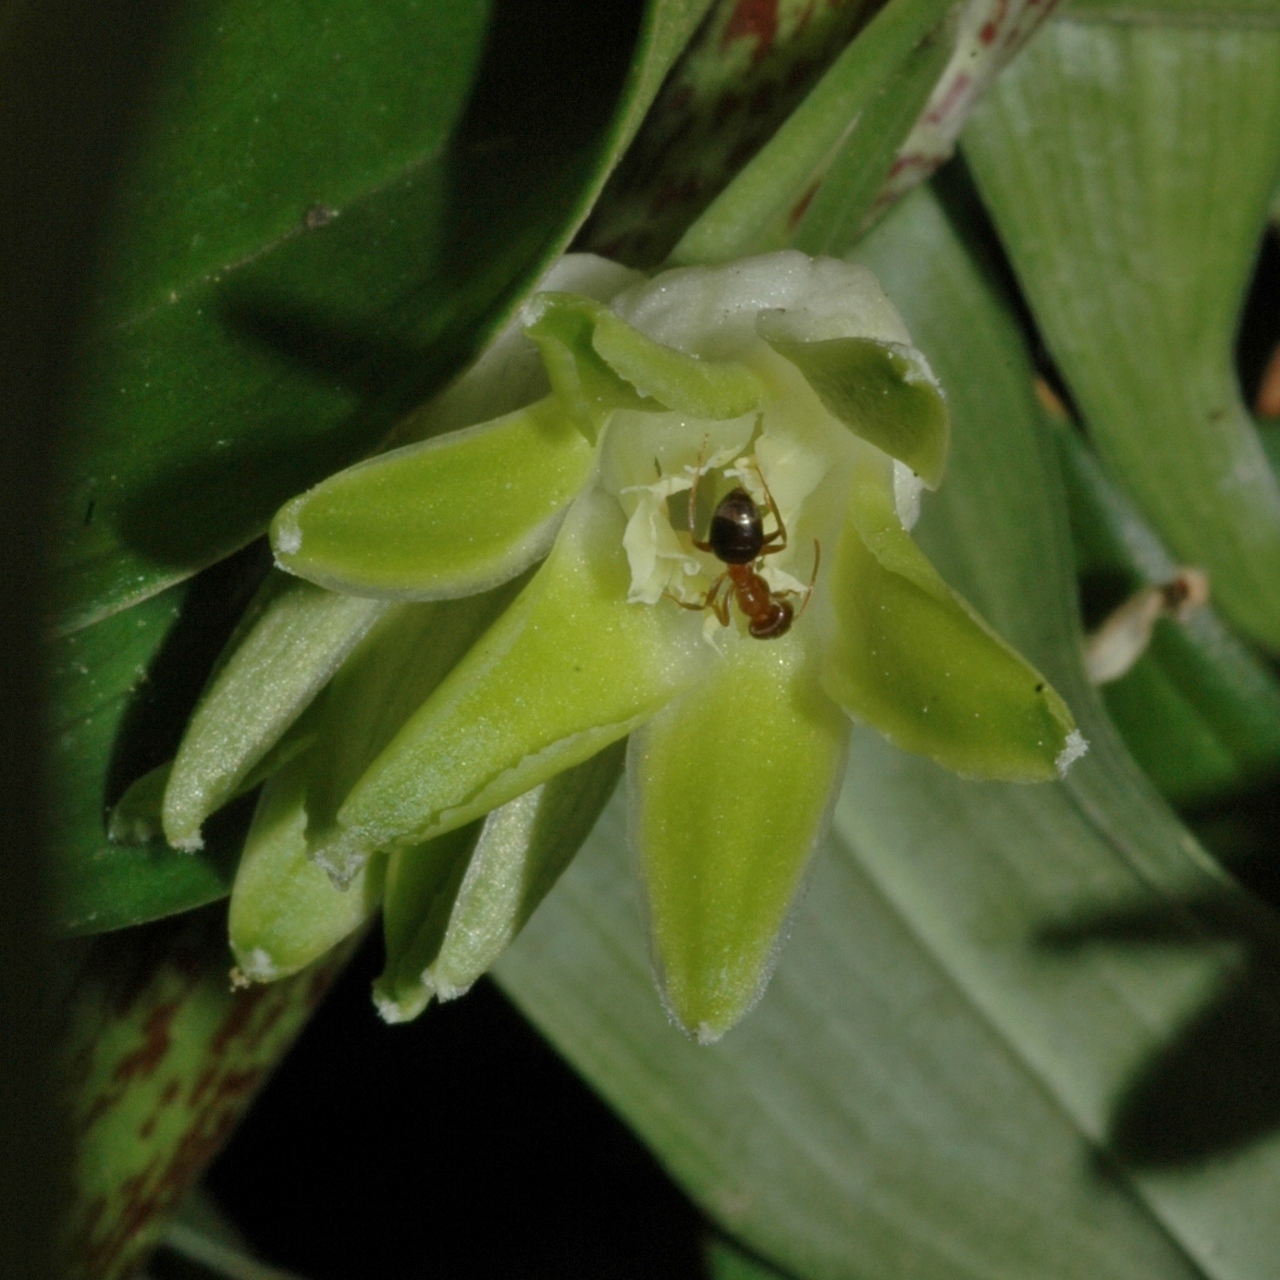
left=611, top=251, right=912, bottom=360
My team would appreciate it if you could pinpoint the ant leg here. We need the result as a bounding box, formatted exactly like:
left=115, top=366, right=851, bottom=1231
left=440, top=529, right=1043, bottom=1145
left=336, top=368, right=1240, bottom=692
left=688, top=437, right=714, bottom=553
left=712, top=576, right=733, bottom=627
left=755, top=463, right=789, bottom=557
left=664, top=569, right=727, bottom=614
left=791, top=540, right=820, bottom=622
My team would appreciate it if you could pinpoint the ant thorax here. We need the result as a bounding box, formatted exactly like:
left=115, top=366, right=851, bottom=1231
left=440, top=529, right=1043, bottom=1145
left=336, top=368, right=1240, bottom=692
left=609, top=413, right=830, bottom=644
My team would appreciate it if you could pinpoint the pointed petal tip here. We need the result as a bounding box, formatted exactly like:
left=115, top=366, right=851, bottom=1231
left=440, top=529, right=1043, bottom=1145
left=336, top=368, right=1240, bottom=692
left=231, top=946, right=280, bottom=984
left=271, top=501, right=304, bottom=558
left=372, top=979, right=431, bottom=1025
left=1055, top=729, right=1089, bottom=779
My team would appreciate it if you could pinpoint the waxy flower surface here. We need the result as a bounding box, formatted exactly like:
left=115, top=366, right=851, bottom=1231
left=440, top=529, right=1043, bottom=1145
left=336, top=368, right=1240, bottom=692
left=156, top=251, right=1083, bottom=1041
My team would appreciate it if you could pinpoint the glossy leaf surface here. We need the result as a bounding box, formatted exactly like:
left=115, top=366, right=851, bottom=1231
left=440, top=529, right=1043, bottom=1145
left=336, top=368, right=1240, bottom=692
left=963, top=19, right=1280, bottom=651
left=56, top=0, right=710, bottom=632
left=497, top=187, right=1280, bottom=1280
left=630, top=631, right=848, bottom=1042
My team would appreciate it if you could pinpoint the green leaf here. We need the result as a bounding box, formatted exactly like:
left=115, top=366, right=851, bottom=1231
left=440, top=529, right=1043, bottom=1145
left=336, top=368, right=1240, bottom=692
left=962, top=19, right=1280, bottom=652
left=228, top=757, right=386, bottom=983
left=375, top=742, right=625, bottom=1023
left=668, top=0, right=957, bottom=265
left=1064, top=0, right=1280, bottom=21
left=497, top=186, right=1280, bottom=1280
left=55, top=0, right=711, bottom=632
left=330, top=489, right=710, bottom=876
left=704, top=1239, right=789, bottom=1280
left=631, top=630, right=848, bottom=1042
left=162, top=574, right=386, bottom=852
left=787, top=11, right=956, bottom=254
left=823, top=442, right=1076, bottom=781
left=63, top=906, right=356, bottom=1280
left=762, top=332, right=949, bottom=485
left=270, top=397, right=597, bottom=596
left=1055, top=422, right=1280, bottom=808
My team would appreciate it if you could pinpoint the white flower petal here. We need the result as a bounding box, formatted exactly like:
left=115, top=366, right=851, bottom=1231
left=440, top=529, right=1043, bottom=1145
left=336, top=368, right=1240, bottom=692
left=623, top=490, right=703, bottom=605
left=894, top=461, right=924, bottom=530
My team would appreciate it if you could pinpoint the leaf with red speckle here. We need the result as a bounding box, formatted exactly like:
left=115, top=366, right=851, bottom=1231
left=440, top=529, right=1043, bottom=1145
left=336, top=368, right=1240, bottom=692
left=60, top=906, right=357, bottom=1280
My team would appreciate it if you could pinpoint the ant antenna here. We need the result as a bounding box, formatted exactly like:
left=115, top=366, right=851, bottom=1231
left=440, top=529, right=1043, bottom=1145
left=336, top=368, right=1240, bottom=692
left=687, top=436, right=710, bottom=548
left=793, top=540, right=821, bottom=623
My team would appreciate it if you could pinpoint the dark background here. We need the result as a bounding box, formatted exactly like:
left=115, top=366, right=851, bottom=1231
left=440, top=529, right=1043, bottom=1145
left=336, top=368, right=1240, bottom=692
left=205, top=933, right=708, bottom=1279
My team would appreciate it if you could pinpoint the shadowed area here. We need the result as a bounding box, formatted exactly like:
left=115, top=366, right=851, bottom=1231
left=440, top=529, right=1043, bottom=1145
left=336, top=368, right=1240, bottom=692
left=1038, top=824, right=1280, bottom=1169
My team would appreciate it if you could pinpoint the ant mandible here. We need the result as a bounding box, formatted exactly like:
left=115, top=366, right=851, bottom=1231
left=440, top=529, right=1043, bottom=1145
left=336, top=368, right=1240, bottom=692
left=672, top=452, right=819, bottom=640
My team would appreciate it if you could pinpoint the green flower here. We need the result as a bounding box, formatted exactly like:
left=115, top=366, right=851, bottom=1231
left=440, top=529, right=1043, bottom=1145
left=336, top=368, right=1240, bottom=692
left=153, top=251, right=1083, bottom=1042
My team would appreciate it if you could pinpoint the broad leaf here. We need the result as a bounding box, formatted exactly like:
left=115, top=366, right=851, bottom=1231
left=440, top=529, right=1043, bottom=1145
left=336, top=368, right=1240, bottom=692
left=962, top=19, right=1280, bottom=652
left=55, top=0, right=712, bottom=633
left=497, top=187, right=1280, bottom=1280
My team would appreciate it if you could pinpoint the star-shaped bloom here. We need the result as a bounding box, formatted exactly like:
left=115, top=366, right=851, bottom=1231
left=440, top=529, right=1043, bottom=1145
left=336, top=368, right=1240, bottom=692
left=156, top=251, right=1083, bottom=1041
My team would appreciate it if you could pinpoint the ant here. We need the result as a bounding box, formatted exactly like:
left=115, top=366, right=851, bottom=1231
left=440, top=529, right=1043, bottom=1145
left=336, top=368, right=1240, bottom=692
left=671, top=452, right=819, bottom=640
